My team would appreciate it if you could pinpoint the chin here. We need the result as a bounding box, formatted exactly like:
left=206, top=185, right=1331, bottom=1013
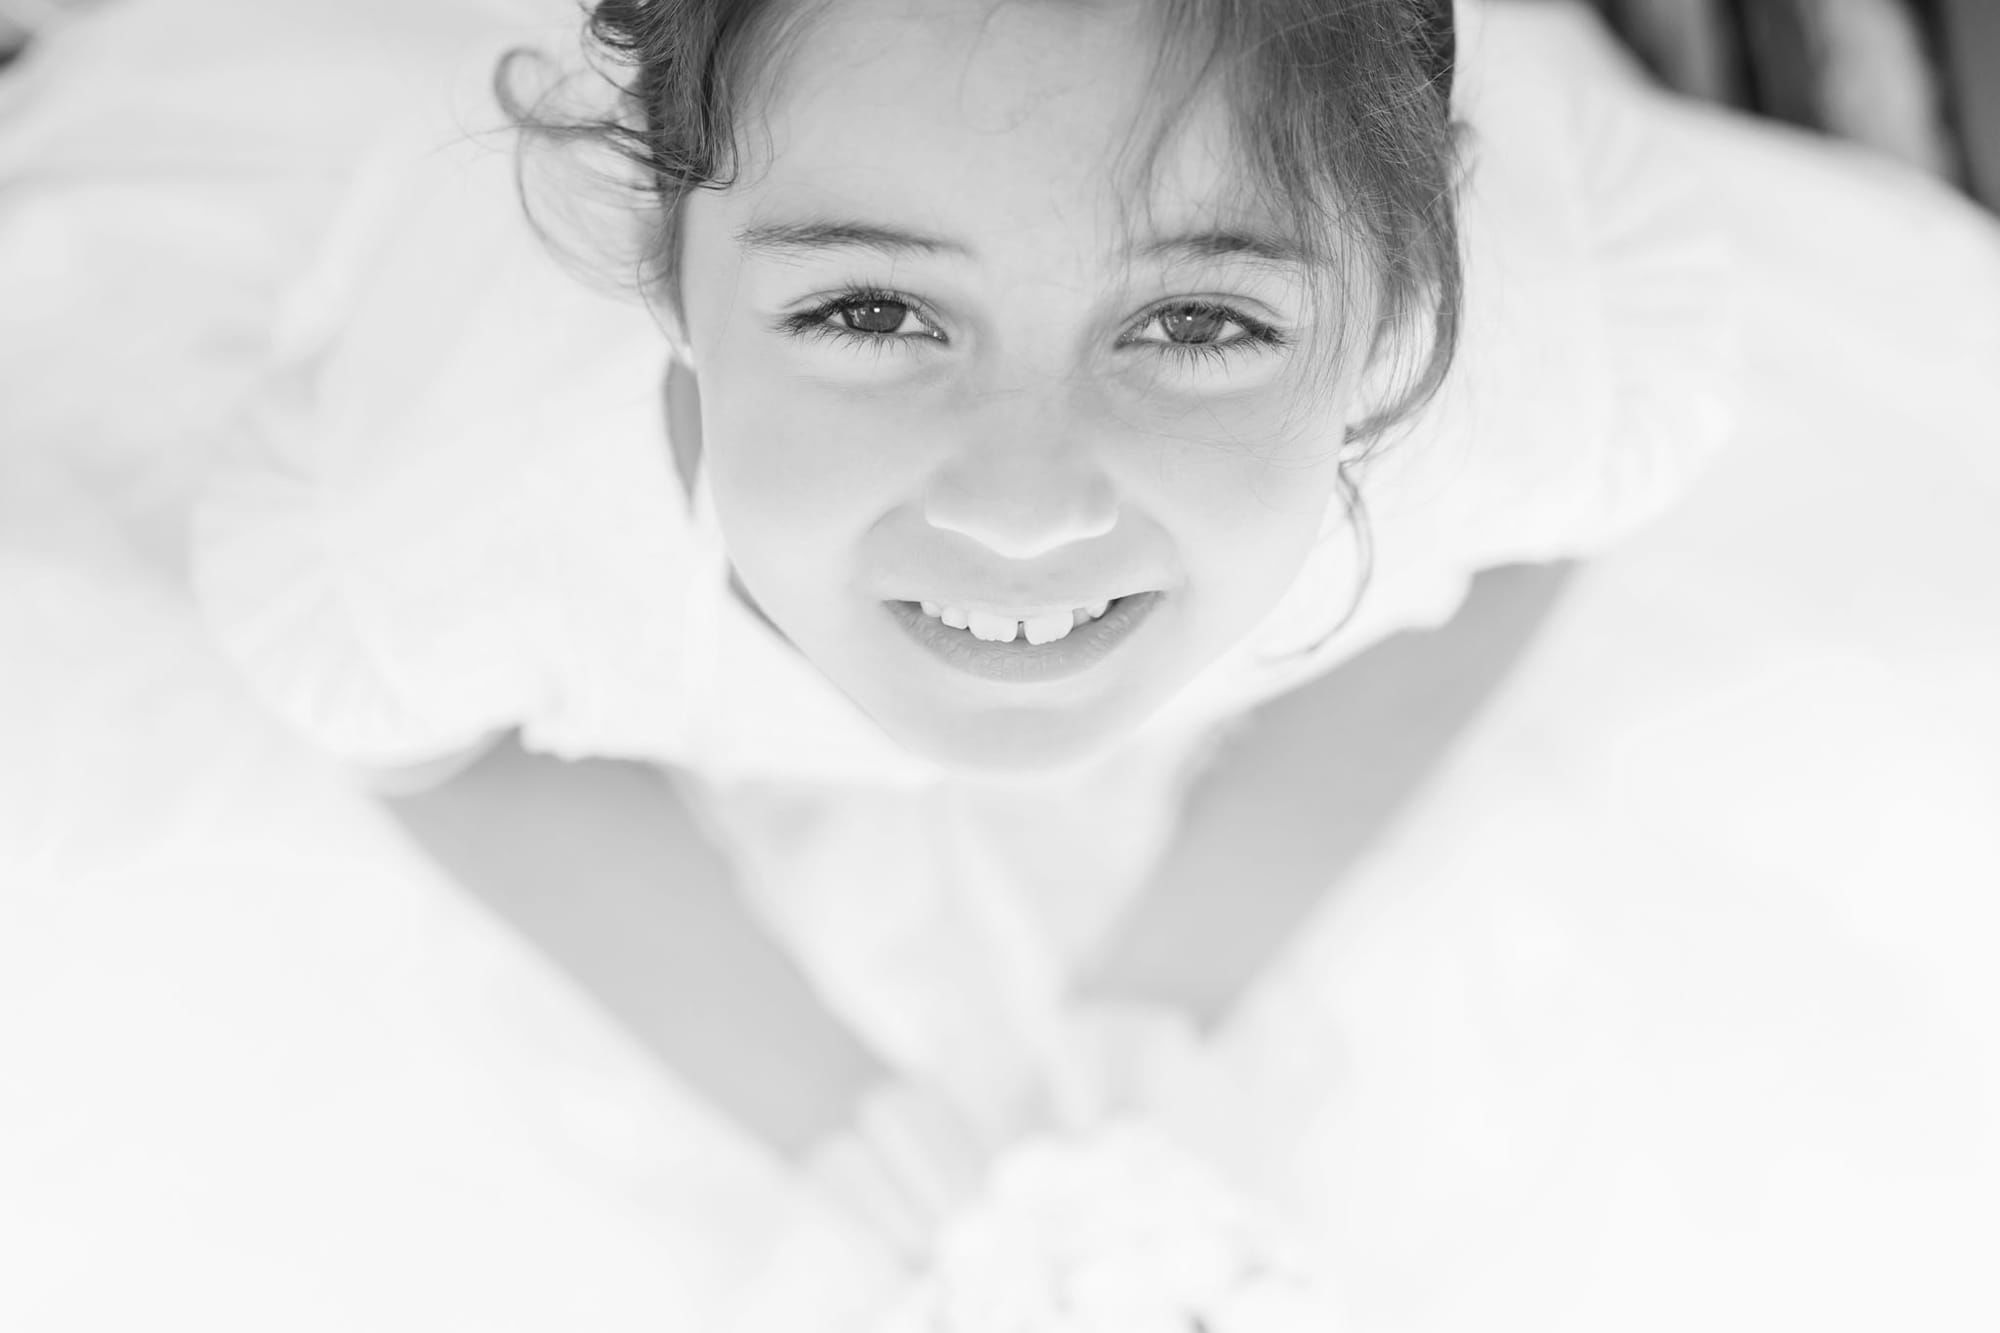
left=882, top=707, right=1136, bottom=780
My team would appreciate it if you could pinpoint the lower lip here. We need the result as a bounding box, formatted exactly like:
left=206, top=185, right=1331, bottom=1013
left=885, top=592, right=1163, bottom=684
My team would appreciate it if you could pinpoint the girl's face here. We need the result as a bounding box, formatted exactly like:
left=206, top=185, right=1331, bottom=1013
left=678, top=0, right=1379, bottom=774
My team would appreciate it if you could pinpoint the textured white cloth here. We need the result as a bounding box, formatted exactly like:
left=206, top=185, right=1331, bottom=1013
left=6, top=0, right=2000, bottom=1330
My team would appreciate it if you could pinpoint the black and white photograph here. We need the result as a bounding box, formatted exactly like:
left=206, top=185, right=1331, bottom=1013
left=3, top=0, right=1998, bottom=1328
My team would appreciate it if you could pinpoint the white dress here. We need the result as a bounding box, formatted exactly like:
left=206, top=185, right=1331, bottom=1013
left=4, top=1, right=2000, bottom=1329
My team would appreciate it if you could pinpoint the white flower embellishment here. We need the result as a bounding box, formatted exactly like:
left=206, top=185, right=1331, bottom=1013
left=875, top=1116, right=1340, bottom=1333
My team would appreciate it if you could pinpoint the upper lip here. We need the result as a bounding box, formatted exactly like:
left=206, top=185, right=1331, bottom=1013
left=899, top=590, right=1152, bottom=616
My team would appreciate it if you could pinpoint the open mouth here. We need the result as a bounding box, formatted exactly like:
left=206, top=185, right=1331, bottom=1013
left=884, top=591, right=1163, bottom=684
left=910, top=593, right=1139, bottom=643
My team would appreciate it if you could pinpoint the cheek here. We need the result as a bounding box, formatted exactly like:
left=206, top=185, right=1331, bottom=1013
left=705, top=373, right=869, bottom=515
left=1185, top=466, right=1337, bottom=595
left=698, top=363, right=934, bottom=607
left=1149, top=418, right=1348, bottom=626
left=1149, top=400, right=1345, bottom=540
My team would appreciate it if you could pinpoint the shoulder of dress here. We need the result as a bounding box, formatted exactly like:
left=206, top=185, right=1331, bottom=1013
left=1413, top=0, right=1745, bottom=567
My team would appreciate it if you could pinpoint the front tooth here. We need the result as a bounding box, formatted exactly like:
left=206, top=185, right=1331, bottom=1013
left=1023, top=611, right=1075, bottom=645
left=920, top=600, right=942, bottom=618
left=1085, top=599, right=1110, bottom=620
left=966, top=610, right=1019, bottom=643
left=940, top=605, right=970, bottom=629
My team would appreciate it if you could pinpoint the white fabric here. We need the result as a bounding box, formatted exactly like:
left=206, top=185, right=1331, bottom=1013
left=0, top=0, right=562, bottom=572
left=6, top=0, right=2000, bottom=1330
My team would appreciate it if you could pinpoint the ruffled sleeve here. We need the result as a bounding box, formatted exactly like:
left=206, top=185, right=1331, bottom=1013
left=191, top=122, right=698, bottom=773
left=1150, top=0, right=1744, bottom=731
left=1392, top=0, right=1741, bottom=553
left=0, top=0, right=709, bottom=775
left=0, top=0, right=529, bottom=567
left=1235, top=1, right=1736, bottom=674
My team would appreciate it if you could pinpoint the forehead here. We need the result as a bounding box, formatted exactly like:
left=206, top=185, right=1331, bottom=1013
left=728, top=0, right=1274, bottom=259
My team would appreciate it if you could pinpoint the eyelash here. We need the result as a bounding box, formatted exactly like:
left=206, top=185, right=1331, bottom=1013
left=777, top=286, right=1292, bottom=365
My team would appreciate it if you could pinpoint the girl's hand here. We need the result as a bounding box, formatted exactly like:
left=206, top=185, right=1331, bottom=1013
left=873, top=1116, right=1344, bottom=1333
left=799, top=1078, right=1000, bottom=1269
left=806, top=1005, right=1344, bottom=1332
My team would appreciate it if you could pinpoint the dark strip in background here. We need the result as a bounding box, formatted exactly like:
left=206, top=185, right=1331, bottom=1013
left=1588, top=0, right=2000, bottom=209
left=1937, top=0, right=2000, bottom=207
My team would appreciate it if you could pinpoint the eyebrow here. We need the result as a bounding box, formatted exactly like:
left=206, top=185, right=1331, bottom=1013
left=1143, top=229, right=1316, bottom=269
left=733, top=219, right=971, bottom=261
left=733, top=217, right=1314, bottom=269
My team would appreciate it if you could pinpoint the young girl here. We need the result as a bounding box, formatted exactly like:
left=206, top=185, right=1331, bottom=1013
left=4, top=0, right=1998, bottom=1329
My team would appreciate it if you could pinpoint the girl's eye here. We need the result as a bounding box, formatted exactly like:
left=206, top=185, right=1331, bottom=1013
left=780, top=290, right=945, bottom=347
left=1158, top=305, right=1229, bottom=343
left=778, top=290, right=1289, bottom=368
left=836, top=297, right=919, bottom=336
left=1123, top=301, right=1290, bottom=364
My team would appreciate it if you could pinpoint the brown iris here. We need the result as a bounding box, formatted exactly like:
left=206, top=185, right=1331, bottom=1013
left=1159, top=304, right=1228, bottom=343
left=840, top=299, right=909, bottom=334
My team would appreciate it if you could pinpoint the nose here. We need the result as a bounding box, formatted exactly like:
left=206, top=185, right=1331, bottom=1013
left=922, top=401, right=1119, bottom=562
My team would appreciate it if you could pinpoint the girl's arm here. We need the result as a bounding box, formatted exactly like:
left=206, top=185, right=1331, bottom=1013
left=383, top=733, right=890, bottom=1162
left=1077, top=559, right=1578, bottom=1029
